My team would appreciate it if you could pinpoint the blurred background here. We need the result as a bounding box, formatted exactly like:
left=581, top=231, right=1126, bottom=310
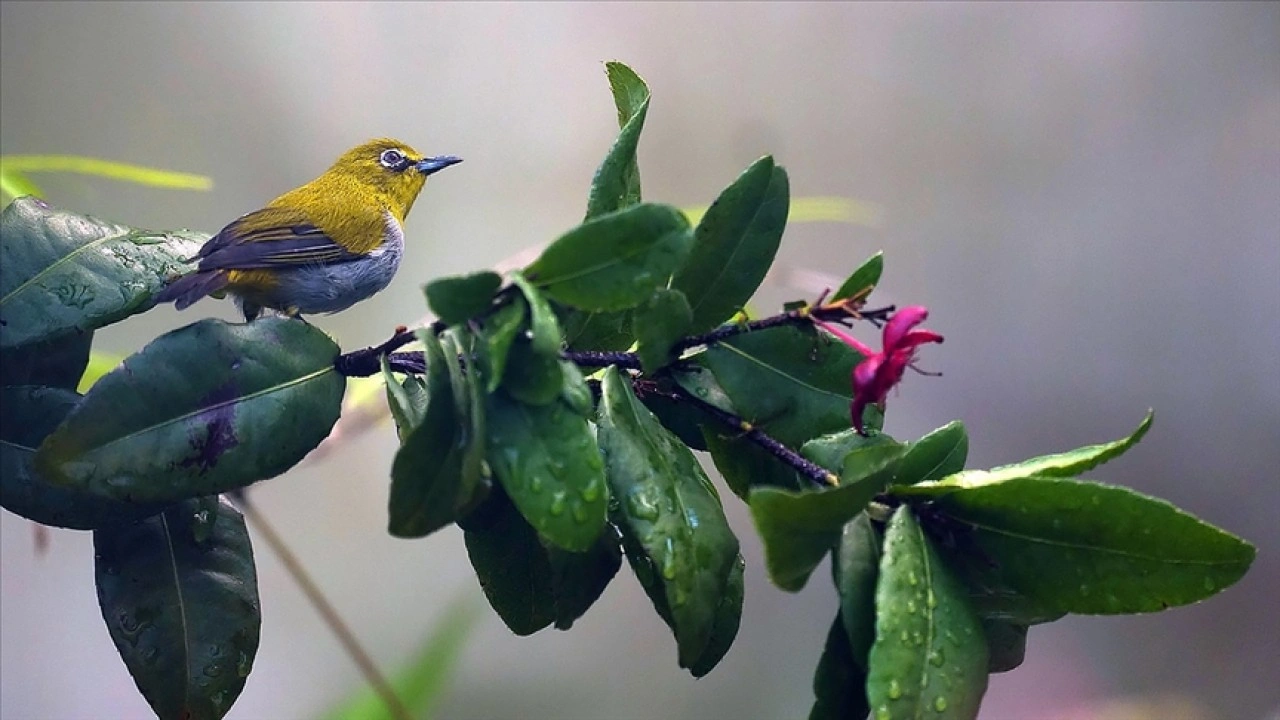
left=2, top=2, right=1277, bottom=719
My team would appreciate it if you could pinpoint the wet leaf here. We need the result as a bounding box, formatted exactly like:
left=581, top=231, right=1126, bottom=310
left=35, top=317, right=344, bottom=504
left=633, top=288, right=692, bottom=373
left=585, top=60, right=649, bottom=221
left=834, top=513, right=881, bottom=670
left=424, top=271, right=502, bottom=326
left=894, top=421, right=968, bottom=486
left=94, top=495, right=260, bottom=720
left=475, top=295, right=527, bottom=393
left=0, top=197, right=206, bottom=348
left=809, top=612, right=871, bottom=720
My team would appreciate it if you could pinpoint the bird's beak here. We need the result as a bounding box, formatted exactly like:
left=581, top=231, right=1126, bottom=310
left=415, top=155, right=463, bottom=176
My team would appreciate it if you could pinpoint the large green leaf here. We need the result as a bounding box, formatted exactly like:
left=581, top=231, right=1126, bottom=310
left=900, top=476, right=1256, bottom=614
left=833, top=513, right=881, bottom=670
left=894, top=421, right=968, bottom=486
left=809, top=612, right=871, bottom=720
left=559, top=305, right=633, bottom=352
left=0, top=329, right=93, bottom=389
left=387, top=330, right=484, bottom=538
left=585, top=60, right=650, bottom=221
left=633, top=288, right=692, bottom=373
left=1, top=385, right=161, bottom=529
left=0, top=197, right=206, bottom=348
left=464, top=491, right=620, bottom=635
left=833, top=251, right=884, bottom=302
left=475, top=295, right=526, bottom=393
left=672, top=156, right=790, bottom=333
left=867, top=506, right=988, bottom=720
left=35, top=317, right=345, bottom=504
left=700, top=323, right=878, bottom=449
left=982, top=619, right=1028, bottom=674
left=802, top=429, right=899, bottom=473
left=896, top=411, right=1153, bottom=492
left=596, top=367, right=741, bottom=673
left=485, top=390, right=607, bottom=552
left=749, top=443, right=905, bottom=592
left=704, top=431, right=802, bottom=499
left=423, top=271, right=502, bottom=326
left=510, top=273, right=562, bottom=357
left=524, top=203, right=693, bottom=313
left=686, top=554, right=745, bottom=678
left=94, top=495, right=260, bottom=720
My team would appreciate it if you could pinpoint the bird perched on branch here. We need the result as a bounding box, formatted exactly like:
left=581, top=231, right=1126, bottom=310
left=155, top=138, right=462, bottom=320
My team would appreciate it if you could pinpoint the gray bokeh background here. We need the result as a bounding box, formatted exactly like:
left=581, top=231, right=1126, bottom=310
left=2, top=3, right=1277, bottom=719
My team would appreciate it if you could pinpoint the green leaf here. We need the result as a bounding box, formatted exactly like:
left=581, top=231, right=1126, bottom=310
left=0, top=168, right=43, bottom=202
left=748, top=443, right=905, bottom=592
left=596, top=367, right=741, bottom=673
left=672, top=156, right=790, bottom=333
left=0, top=197, right=207, bottom=348
left=834, top=513, right=882, bottom=670
left=867, top=506, right=988, bottom=720
left=559, top=306, right=633, bottom=352
left=500, top=339, right=563, bottom=406
left=0, top=155, right=212, bottom=191
left=802, top=428, right=899, bottom=473
left=476, top=295, right=526, bottom=392
left=700, top=323, right=879, bottom=449
left=901, top=476, right=1256, bottom=614
left=0, top=328, right=93, bottom=389
left=899, top=411, right=1153, bottom=492
left=510, top=273, right=562, bottom=357
left=809, top=612, right=871, bottom=720
left=1, top=385, right=162, bottom=529
left=633, top=288, right=692, bottom=373
left=484, top=390, right=607, bottom=552
left=982, top=620, right=1027, bottom=674
left=424, top=271, right=502, bottom=326
left=704, top=431, right=801, bottom=499
left=381, top=360, right=428, bottom=442
left=833, top=251, right=884, bottom=302
left=894, top=421, right=968, bottom=486
left=387, top=330, right=483, bottom=538
left=586, top=61, right=650, bottom=221
left=35, top=317, right=345, bottom=504
left=640, top=388, right=711, bottom=451
left=464, top=491, right=620, bottom=635
left=94, top=495, right=260, bottom=720
left=525, top=203, right=693, bottom=313
left=687, top=553, right=745, bottom=678
left=319, top=597, right=481, bottom=720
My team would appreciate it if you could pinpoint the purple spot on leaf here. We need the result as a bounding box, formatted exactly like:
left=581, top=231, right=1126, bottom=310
left=181, top=383, right=240, bottom=472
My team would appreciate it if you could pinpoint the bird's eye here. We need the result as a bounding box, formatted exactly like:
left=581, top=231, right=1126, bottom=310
left=379, top=149, right=405, bottom=169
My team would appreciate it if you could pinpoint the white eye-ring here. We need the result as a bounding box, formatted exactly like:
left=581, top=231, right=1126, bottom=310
left=379, top=149, right=405, bottom=169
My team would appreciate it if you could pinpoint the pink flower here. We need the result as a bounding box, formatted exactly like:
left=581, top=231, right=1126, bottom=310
left=815, top=305, right=944, bottom=435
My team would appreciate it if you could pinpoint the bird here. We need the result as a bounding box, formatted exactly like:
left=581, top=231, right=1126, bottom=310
left=155, top=138, right=462, bottom=321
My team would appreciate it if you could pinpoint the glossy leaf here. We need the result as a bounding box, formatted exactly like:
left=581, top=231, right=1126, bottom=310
left=982, top=620, right=1028, bottom=674
left=833, top=251, right=884, bottom=302
left=1, top=385, right=161, bottom=529
left=672, top=156, right=790, bottom=333
left=464, top=493, right=620, bottom=636
left=388, top=331, right=482, bottom=538
left=640, top=388, right=711, bottom=451
left=704, top=430, right=801, bottom=499
left=424, top=271, right=502, bottom=326
left=894, top=421, right=968, bottom=486
left=94, top=495, right=260, bottom=720
left=633, top=288, right=692, bottom=373
left=802, top=429, right=899, bottom=473
left=701, top=323, right=878, bottom=448
left=525, top=203, right=693, bottom=313
left=381, top=360, right=428, bottom=442
left=809, top=612, right=871, bottom=720
left=834, top=513, right=881, bottom=670
left=596, top=367, right=741, bottom=672
left=485, top=390, right=607, bottom=552
left=476, top=295, right=527, bottom=393
left=867, top=506, right=988, bottom=720
left=585, top=60, right=649, bottom=221
left=559, top=306, right=633, bottom=352
left=0, top=328, right=93, bottom=389
left=510, top=273, right=562, bottom=357
left=749, top=443, right=905, bottom=591
left=0, top=197, right=206, bottom=348
left=900, top=476, right=1256, bottom=614
left=687, top=553, right=745, bottom=678
left=500, top=339, right=563, bottom=406
left=35, top=317, right=344, bottom=504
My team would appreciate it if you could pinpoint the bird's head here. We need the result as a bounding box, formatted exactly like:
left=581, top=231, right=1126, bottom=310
left=327, top=138, right=462, bottom=221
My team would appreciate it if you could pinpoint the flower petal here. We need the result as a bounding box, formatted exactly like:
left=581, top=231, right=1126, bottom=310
left=883, top=305, right=931, bottom=349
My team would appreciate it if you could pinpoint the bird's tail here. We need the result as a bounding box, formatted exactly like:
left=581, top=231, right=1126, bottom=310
left=153, top=270, right=230, bottom=310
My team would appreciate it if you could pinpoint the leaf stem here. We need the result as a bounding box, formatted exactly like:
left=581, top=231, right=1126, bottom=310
left=232, top=493, right=413, bottom=720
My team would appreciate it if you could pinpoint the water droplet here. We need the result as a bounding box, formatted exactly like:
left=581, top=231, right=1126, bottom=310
left=236, top=651, right=252, bottom=677
left=926, top=591, right=937, bottom=609
left=899, top=630, right=911, bottom=643
left=875, top=706, right=892, bottom=720
left=627, top=492, right=660, bottom=521
left=208, top=644, right=225, bottom=658
left=1203, top=577, right=1216, bottom=591
left=671, top=587, right=688, bottom=608
left=1079, top=584, right=1091, bottom=597
left=1091, top=494, right=1102, bottom=505
left=529, top=475, right=544, bottom=494
left=661, top=555, right=677, bottom=581
left=906, top=600, right=917, bottom=614
left=203, top=663, right=223, bottom=677
left=580, top=479, right=601, bottom=503
left=571, top=502, right=589, bottom=524
left=210, top=691, right=226, bottom=709
left=934, top=697, right=948, bottom=712
left=694, top=387, right=709, bottom=398
left=907, top=572, right=919, bottom=586
left=118, top=611, right=139, bottom=633
left=549, top=491, right=567, bottom=517
left=911, top=631, right=924, bottom=646
left=887, top=680, right=903, bottom=699
left=928, top=649, right=945, bottom=667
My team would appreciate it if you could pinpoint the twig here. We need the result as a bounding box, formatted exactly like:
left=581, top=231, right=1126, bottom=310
left=660, top=382, right=838, bottom=488
left=232, top=494, right=412, bottom=720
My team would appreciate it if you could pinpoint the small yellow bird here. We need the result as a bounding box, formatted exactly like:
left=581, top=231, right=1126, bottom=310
left=156, top=138, right=461, bottom=320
